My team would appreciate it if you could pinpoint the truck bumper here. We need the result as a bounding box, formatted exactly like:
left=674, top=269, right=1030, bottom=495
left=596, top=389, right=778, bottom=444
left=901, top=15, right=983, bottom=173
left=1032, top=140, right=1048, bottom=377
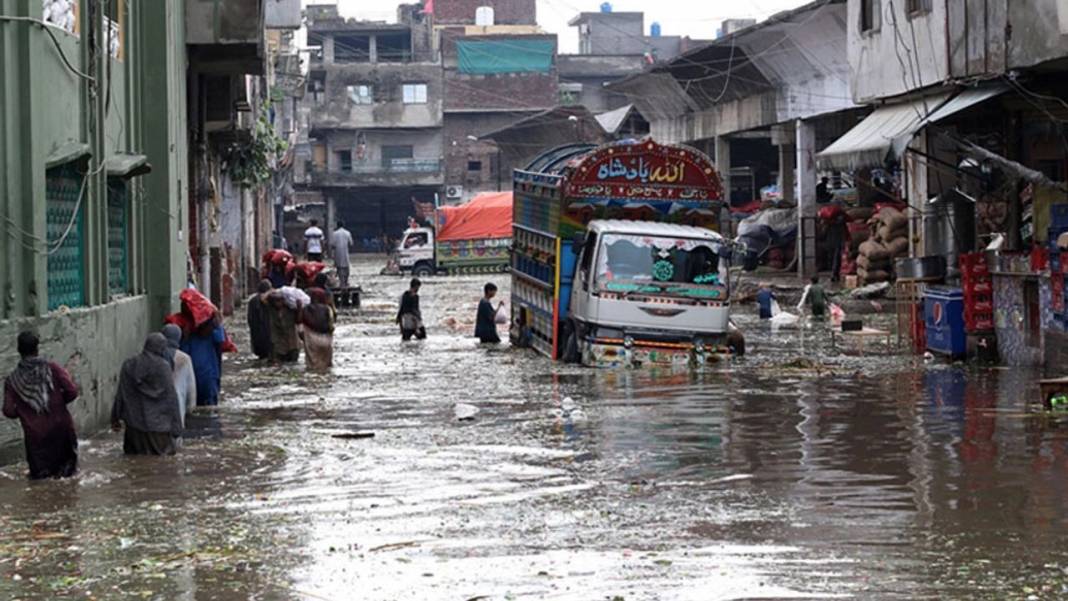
left=583, top=337, right=734, bottom=368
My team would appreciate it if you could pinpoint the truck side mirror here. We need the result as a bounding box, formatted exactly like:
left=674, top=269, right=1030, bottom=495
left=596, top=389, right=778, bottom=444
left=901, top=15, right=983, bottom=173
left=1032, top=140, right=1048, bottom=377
left=571, top=232, right=585, bottom=253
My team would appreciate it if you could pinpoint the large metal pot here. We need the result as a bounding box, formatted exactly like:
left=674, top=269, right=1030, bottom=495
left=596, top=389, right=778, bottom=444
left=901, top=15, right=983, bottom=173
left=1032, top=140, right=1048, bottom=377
left=895, top=255, right=946, bottom=281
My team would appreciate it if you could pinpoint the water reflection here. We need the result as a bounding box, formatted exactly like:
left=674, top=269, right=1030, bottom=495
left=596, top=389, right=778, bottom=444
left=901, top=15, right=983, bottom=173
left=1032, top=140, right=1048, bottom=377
left=0, top=257, right=1067, bottom=600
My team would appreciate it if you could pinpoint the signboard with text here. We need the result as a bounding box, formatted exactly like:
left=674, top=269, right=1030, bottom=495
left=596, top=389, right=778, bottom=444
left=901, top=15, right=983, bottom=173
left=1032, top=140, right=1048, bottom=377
left=564, top=141, right=724, bottom=202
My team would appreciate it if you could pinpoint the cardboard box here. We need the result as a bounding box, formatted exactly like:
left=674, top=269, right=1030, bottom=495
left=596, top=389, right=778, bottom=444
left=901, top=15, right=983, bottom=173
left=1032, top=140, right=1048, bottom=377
left=844, top=275, right=859, bottom=289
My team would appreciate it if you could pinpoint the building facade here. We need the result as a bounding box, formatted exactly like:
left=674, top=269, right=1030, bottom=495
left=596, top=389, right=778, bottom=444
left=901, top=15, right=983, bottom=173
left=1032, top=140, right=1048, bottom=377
left=0, top=0, right=189, bottom=456
left=817, top=0, right=1068, bottom=367
left=299, top=4, right=444, bottom=243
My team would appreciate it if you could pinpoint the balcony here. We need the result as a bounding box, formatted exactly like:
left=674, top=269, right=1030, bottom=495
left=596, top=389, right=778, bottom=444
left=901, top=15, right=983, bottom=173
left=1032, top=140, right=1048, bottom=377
left=309, top=159, right=444, bottom=188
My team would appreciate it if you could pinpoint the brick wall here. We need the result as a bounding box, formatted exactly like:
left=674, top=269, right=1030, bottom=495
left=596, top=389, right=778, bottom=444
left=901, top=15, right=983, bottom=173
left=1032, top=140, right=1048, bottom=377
left=444, top=71, right=558, bottom=112
left=434, top=0, right=536, bottom=25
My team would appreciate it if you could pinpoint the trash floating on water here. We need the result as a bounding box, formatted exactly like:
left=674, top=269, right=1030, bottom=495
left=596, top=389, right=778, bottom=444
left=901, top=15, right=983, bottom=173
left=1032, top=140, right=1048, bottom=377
left=454, top=403, right=480, bottom=421
left=330, top=432, right=375, bottom=440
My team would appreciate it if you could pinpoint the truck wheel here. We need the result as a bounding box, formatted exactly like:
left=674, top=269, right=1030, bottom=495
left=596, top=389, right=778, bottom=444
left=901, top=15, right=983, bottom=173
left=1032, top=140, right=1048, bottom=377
left=561, top=321, right=581, bottom=364
left=728, top=331, right=746, bottom=356
left=413, top=263, right=434, bottom=277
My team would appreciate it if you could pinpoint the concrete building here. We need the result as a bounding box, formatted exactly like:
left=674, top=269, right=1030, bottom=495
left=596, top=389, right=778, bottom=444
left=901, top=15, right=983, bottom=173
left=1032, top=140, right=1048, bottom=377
left=816, top=0, right=1068, bottom=367
left=436, top=0, right=558, bottom=203
left=560, top=8, right=702, bottom=114
left=569, top=9, right=681, bottom=59
left=0, top=0, right=190, bottom=456
left=300, top=4, right=444, bottom=244
left=186, top=0, right=299, bottom=313
left=607, top=0, right=860, bottom=275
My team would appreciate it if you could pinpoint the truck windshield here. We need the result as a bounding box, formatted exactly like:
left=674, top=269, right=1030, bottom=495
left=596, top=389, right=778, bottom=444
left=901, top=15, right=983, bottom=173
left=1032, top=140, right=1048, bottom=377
left=595, top=234, right=728, bottom=299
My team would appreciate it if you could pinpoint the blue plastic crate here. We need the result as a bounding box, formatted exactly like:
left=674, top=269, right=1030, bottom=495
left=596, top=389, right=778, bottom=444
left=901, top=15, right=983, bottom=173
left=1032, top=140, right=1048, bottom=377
left=1052, top=204, right=1068, bottom=228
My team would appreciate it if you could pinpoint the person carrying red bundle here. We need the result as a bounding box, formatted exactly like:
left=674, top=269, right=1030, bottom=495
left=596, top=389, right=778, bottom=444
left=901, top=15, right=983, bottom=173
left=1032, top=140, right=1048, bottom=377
left=164, top=289, right=237, bottom=406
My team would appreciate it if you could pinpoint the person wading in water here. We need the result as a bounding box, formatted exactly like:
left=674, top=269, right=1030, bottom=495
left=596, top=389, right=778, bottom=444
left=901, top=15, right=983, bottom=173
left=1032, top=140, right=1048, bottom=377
left=3, top=331, right=80, bottom=479
left=397, top=278, right=426, bottom=341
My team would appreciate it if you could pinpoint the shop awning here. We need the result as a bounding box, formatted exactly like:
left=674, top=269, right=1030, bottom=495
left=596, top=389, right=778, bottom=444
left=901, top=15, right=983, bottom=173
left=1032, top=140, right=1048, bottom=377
left=919, top=84, right=1008, bottom=127
left=105, top=153, right=152, bottom=179
left=817, top=94, right=950, bottom=171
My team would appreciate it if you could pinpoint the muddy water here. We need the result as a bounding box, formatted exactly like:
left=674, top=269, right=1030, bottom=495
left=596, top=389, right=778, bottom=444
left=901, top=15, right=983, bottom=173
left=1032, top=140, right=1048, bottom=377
left=2, top=256, right=1068, bottom=600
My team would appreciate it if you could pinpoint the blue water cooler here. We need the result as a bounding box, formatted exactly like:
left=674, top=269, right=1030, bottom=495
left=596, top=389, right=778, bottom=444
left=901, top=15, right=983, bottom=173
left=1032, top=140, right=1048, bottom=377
left=925, top=287, right=966, bottom=358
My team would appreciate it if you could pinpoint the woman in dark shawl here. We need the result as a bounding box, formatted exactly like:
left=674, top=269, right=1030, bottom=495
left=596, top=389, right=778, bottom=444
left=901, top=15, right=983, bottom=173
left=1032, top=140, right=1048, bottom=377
left=247, top=279, right=274, bottom=360
left=110, top=334, right=183, bottom=456
left=3, top=331, right=80, bottom=479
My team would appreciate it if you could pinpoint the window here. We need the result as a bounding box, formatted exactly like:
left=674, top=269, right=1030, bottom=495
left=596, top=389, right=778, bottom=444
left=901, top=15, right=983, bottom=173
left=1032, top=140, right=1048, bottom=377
left=46, top=163, right=86, bottom=311
left=105, top=0, right=125, bottom=60
left=860, top=0, right=880, bottom=32
left=347, top=84, right=373, bottom=105
left=337, top=150, right=352, bottom=173
left=377, top=33, right=413, bottom=62
left=595, top=234, right=726, bottom=293
left=467, top=160, right=483, bottom=172
left=403, top=232, right=428, bottom=248
left=335, top=34, right=371, bottom=63
left=382, top=145, right=414, bottom=168
left=402, top=83, right=428, bottom=104
left=107, top=178, right=129, bottom=296
left=906, top=0, right=931, bottom=16
left=43, top=0, right=78, bottom=35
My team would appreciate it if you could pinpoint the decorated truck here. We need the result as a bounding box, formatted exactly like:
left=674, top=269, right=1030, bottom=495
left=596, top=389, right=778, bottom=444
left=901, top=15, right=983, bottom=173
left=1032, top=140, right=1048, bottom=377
left=510, top=140, right=740, bottom=367
left=395, top=192, right=512, bottom=276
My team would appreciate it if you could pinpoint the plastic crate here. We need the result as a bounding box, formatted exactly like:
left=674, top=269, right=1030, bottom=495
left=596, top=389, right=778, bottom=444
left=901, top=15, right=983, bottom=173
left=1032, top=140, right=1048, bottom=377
left=963, top=280, right=993, bottom=295
left=1052, top=204, right=1068, bottom=228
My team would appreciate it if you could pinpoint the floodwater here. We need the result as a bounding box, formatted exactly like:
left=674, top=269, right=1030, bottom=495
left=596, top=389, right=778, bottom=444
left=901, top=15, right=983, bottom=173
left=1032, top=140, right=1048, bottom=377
left=2, top=257, right=1068, bottom=601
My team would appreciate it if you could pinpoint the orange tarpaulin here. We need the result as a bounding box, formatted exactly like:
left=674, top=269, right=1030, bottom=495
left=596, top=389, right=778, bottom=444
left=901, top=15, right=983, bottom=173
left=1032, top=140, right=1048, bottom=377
left=436, top=192, right=513, bottom=242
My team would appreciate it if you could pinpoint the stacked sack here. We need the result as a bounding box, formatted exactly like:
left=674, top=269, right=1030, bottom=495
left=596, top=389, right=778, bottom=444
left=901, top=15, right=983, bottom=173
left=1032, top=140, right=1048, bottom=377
left=856, top=207, right=909, bottom=284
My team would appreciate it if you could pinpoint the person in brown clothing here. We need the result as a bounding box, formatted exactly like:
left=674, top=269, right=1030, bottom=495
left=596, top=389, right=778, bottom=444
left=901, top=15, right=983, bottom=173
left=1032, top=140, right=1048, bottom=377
left=3, top=331, right=80, bottom=480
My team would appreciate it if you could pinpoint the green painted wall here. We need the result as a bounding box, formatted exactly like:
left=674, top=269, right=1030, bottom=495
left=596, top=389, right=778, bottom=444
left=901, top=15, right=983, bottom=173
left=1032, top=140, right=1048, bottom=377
left=0, top=0, right=188, bottom=457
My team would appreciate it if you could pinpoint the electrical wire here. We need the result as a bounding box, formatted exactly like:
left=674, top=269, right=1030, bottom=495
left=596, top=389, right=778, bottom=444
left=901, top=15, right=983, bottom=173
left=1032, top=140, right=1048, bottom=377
left=0, top=14, right=95, bottom=82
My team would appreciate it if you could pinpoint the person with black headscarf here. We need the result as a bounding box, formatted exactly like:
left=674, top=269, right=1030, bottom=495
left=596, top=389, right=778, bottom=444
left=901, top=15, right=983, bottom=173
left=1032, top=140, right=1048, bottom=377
left=3, top=331, right=80, bottom=479
left=247, top=280, right=273, bottom=360
left=110, top=334, right=183, bottom=456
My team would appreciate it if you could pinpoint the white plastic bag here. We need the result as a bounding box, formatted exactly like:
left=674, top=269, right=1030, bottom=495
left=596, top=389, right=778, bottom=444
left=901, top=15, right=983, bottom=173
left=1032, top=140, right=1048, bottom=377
left=494, top=302, right=508, bottom=325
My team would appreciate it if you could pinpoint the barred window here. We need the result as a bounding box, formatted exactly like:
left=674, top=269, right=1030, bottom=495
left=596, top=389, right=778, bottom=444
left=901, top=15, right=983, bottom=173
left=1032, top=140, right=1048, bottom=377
left=46, top=163, right=86, bottom=311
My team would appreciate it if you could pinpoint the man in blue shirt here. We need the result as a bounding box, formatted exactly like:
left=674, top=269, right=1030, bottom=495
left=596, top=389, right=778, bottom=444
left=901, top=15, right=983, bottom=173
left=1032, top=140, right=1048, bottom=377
left=756, top=283, right=775, bottom=320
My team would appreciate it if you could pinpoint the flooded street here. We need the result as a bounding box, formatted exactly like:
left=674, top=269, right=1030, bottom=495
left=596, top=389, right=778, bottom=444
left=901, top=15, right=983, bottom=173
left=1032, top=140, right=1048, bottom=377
left=3, top=256, right=1068, bottom=600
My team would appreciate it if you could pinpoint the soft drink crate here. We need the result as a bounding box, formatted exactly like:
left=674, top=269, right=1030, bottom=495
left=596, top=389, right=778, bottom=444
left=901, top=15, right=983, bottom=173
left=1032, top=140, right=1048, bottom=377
left=1052, top=204, right=1068, bottom=229
left=962, top=279, right=993, bottom=295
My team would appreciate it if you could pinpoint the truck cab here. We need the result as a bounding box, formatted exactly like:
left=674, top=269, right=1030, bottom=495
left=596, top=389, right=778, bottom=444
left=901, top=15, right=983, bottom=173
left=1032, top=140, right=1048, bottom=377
left=563, top=220, right=733, bottom=366
left=396, top=227, right=436, bottom=277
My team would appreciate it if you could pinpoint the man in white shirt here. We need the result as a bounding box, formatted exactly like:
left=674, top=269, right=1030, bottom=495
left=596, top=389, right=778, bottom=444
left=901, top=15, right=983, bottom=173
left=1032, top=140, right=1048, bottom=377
left=330, top=220, right=354, bottom=288
left=304, top=219, right=325, bottom=262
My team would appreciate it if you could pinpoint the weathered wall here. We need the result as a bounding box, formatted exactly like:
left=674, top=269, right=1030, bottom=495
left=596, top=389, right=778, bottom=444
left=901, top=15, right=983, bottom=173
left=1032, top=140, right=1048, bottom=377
left=847, top=0, right=949, bottom=103
left=443, top=112, right=518, bottom=199
left=558, top=54, right=645, bottom=112
left=434, top=0, right=537, bottom=25
left=444, top=71, right=558, bottom=111
left=0, top=0, right=189, bottom=466
left=0, top=297, right=150, bottom=461
left=186, top=0, right=262, bottom=44
left=310, top=63, right=444, bottom=129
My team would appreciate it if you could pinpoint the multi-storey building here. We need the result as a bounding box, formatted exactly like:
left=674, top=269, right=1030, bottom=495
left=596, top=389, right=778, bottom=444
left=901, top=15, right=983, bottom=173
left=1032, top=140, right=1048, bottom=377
left=436, top=0, right=558, bottom=203
left=299, top=4, right=444, bottom=244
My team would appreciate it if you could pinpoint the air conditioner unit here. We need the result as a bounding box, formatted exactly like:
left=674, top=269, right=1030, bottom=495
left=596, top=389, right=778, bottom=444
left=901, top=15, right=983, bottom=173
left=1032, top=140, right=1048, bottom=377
left=445, top=185, right=464, bottom=200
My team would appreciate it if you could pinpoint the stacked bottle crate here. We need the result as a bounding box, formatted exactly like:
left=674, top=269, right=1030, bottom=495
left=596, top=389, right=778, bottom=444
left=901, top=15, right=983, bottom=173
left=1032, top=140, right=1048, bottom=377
left=1052, top=204, right=1068, bottom=329
left=960, top=253, right=994, bottom=333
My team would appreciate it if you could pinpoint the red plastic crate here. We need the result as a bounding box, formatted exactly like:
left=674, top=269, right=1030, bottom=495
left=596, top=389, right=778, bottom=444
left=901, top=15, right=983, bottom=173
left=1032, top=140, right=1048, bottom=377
left=963, top=280, right=993, bottom=295
left=1032, top=246, right=1050, bottom=271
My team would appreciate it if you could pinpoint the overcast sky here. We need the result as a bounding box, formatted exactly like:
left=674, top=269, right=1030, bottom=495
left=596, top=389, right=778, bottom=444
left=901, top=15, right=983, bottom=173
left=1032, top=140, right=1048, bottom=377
left=316, top=0, right=814, bottom=53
